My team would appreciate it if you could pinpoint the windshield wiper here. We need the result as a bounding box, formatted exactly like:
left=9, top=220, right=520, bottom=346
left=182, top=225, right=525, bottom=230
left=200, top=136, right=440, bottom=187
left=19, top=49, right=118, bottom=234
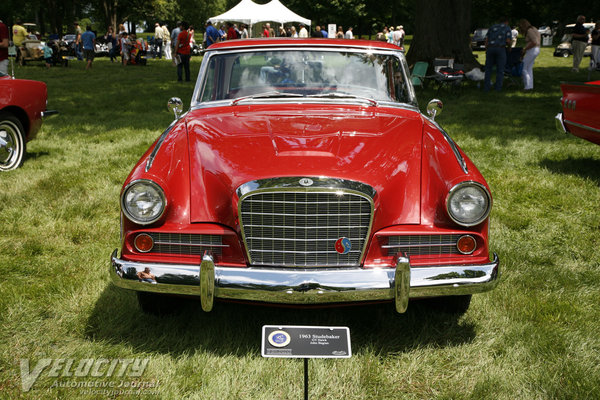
left=307, top=92, right=378, bottom=107
left=230, top=91, right=304, bottom=105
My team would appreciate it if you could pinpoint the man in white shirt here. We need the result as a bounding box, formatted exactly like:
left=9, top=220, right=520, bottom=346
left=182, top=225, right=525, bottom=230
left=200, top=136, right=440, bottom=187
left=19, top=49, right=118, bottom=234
left=162, top=24, right=171, bottom=59
left=154, top=23, right=164, bottom=59
left=345, top=27, right=353, bottom=39
left=299, top=24, right=308, bottom=38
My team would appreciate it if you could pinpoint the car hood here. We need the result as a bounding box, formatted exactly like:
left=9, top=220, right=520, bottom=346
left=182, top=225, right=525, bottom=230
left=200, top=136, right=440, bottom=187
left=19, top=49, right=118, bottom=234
left=185, top=104, right=424, bottom=228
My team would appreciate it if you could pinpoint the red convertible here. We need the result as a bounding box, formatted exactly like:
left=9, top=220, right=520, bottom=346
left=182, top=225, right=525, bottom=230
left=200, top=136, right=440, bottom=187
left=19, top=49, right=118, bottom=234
left=0, top=71, right=56, bottom=171
left=555, top=80, right=600, bottom=145
left=111, top=39, right=500, bottom=315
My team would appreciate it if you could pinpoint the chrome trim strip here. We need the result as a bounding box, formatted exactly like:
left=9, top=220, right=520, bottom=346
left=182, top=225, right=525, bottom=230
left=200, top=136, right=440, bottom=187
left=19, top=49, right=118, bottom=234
left=382, top=243, right=457, bottom=249
left=153, top=241, right=229, bottom=248
left=110, top=251, right=500, bottom=309
left=41, top=110, right=59, bottom=118
left=236, top=177, right=377, bottom=198
left=425, top=117, right=468, bottom=174
left=563, top=118, right=600, bottom=134
left=145, top=118, right=181, bottom=172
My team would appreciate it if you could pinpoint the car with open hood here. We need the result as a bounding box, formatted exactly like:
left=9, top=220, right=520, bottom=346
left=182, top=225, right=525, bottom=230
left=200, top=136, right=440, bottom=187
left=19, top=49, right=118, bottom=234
left=110, top=39, right=500, bottom=315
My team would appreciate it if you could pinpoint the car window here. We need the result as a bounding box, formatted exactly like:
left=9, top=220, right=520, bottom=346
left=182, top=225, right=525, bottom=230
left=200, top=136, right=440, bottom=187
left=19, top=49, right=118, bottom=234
left=198, top=49, right=416, bottom=105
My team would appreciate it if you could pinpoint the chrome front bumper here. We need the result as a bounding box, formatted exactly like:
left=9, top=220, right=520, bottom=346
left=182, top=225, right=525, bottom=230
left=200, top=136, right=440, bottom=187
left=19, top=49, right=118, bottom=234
left=110, top=250, right=500, bottom=313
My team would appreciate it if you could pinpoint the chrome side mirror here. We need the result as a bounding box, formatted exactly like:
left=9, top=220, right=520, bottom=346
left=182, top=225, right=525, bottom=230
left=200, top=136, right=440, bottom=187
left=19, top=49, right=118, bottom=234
left=167, top=97, right=183, bottom=119
left=426, top=99, right=443, bottom=120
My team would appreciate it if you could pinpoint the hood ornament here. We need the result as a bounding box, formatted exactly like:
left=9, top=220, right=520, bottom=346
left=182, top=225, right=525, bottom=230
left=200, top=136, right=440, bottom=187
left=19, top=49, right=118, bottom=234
left=299, top=178, right=314, bottom=187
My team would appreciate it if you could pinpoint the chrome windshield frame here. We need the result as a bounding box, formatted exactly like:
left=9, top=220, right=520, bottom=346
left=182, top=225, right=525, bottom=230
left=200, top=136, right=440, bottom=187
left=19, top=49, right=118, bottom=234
left=190, top=45, right=418, bottom=110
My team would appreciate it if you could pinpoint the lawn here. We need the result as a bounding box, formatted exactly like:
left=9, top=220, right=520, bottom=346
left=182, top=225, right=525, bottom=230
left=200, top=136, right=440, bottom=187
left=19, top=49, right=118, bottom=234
left=1, top=47, right=600, bottom=399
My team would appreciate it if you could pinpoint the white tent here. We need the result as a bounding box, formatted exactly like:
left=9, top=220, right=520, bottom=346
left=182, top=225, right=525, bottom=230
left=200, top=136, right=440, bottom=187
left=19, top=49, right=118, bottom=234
left=208, top=0, right=311, bottom=34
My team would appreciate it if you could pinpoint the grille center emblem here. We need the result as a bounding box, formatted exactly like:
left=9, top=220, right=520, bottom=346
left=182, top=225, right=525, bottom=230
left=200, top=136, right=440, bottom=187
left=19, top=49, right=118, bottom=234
left=299, top=178, right=314, bottom=187
left=335, top=237, right=352, bottom=255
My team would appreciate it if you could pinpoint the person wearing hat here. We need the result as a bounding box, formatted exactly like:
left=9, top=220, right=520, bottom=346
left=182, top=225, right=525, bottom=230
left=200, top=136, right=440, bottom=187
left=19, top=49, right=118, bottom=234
left=205, top=20, right=220, bottom=48
left=392, top=25, right=405, bottom=47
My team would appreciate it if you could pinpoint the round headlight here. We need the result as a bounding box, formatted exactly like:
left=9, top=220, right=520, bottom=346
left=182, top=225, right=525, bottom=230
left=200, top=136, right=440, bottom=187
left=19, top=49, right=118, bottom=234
left=121, top=179, right=166, bottom=225
left=446, top=182, right=491, bottom=227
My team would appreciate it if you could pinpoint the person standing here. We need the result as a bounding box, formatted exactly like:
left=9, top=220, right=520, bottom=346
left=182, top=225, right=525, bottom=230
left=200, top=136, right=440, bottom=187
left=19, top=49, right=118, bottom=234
left=104, top=26, right=117, bottom=62
left=483, top=17, right=512, bottom=92
left=0, top=20, right=9, bottom=74
left=591, top=22, right=600, bottom=71
left=12, top=19, right=28, bottom=64
left=81, top=25, right=96, bottom=70
left=74, top=21, right=83, bottom=60
left=43, top=41, right=53, bottom=68
left=205, top=21, right=220, bottom=48
left=171, top=22, right=181, bottom=58
left=162, top=24, right=171, bottom=59
left=336, top=26, right=344, bottom=39
left=154, top=22, right=163, bottom=59
left=175, top=21, right=191, bottom=82
left=571, top=15, right=589, bottom=72
left=519, top=19, right=540, bottom=91
left=344, top=27, right=354, bottom=39
left=299, top=24, right=308, bottom=38
left=240, top=24, right=249, bottom=39
left=120, top=31, right=131, bottom=66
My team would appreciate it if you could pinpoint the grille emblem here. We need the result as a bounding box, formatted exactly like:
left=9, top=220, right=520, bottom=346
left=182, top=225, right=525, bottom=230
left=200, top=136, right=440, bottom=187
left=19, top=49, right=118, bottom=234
left=335, top=237, right=352, bottom=254
left=299, top=178, right=314, bottom=187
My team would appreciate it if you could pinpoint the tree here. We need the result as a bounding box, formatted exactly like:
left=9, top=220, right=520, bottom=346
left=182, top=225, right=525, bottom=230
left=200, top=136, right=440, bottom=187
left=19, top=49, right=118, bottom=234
left=406, top=0, right=479, bottom=68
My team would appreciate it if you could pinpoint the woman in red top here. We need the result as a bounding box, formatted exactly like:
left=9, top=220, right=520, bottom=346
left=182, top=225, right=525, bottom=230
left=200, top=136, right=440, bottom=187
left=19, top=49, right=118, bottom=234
left=175, top=21, right=191, bottom=82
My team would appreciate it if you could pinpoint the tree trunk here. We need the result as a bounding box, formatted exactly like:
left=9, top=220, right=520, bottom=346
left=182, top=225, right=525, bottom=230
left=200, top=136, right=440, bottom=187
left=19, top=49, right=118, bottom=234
left=406, top=0, right=479, bottom=69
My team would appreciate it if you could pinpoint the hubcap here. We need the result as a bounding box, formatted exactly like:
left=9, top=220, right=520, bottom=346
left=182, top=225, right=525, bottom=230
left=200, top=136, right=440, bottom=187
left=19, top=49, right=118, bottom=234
left=0, top=121, right=21, bottom=169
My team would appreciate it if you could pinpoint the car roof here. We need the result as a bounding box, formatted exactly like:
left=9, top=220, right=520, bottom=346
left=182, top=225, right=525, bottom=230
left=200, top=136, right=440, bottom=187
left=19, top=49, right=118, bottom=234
left=206, top=38, right=402, bottom=52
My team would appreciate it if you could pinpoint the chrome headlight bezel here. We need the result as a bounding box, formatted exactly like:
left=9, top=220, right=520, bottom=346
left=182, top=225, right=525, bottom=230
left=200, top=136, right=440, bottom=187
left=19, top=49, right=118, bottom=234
left=446, top=181, right=491, bottom=227
left=121, top=179, right=167, bottom=225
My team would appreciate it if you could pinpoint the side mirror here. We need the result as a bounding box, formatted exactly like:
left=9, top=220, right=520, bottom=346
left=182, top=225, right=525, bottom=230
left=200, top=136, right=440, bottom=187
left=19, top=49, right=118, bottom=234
left=167, top=97, right=183, bottom=119
left=426, top=99, right=443, bottom=120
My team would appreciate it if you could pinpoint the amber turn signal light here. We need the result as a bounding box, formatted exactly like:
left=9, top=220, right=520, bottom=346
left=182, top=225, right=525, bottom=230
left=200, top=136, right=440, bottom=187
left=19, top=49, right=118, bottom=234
left=457, top=235, right=476, bottom=255
left=134, top=233, right=154, bottom=253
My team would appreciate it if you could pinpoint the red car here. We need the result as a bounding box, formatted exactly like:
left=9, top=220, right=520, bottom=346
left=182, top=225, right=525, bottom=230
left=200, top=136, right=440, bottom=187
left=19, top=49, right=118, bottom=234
left=0, top=72, right=56, bottom=171
left=110, top=39, right=500, bottom=315
left=555, top=80, right=600, bottom=145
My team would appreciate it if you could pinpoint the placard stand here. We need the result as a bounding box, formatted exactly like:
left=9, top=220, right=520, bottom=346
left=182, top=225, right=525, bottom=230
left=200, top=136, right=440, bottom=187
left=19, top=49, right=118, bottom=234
left=261, top=325, right=352, bottom=400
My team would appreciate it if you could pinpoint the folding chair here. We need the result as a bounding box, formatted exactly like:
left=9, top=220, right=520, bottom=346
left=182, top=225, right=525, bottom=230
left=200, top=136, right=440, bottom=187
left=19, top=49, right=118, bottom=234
left=504, top=47, right=523, bottom=88
left=432, top=58, right=464, bottom=92
left=411, top=61, right=429, bottom=88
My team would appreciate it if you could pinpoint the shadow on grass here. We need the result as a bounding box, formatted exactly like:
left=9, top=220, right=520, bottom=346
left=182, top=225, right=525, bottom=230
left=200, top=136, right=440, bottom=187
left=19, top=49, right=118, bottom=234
left=539, top=156, right=600, bottom=184
left=86, top=285, right=475, bottom=357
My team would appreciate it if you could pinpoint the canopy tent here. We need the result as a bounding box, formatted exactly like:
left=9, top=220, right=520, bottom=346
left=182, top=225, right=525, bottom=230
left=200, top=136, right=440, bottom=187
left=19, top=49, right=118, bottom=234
left=208, top=0, right=311, bottom=35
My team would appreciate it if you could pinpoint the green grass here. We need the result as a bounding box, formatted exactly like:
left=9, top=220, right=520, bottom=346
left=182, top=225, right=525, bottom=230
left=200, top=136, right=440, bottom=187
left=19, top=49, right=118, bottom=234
left=1, top=49, right=600, bottom=399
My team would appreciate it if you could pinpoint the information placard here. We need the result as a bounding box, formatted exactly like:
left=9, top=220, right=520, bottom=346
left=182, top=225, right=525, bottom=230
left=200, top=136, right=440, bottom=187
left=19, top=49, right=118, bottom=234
left=262, top=325, right=351, bottom=358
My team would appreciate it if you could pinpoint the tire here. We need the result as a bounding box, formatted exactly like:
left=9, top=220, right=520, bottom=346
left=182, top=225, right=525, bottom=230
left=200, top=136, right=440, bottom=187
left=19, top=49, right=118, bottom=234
left=0, top=112, right=26, bottom=171
left=136, top=292, right=184, bottom=316
left=422, top=295, right=472, bottom=315
left=561, top=50, right=570, bottom=58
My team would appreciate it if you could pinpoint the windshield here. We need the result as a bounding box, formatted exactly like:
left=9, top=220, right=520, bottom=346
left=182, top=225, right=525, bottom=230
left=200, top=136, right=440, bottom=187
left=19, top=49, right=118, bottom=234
left=197, top=49, right=416, bottom=106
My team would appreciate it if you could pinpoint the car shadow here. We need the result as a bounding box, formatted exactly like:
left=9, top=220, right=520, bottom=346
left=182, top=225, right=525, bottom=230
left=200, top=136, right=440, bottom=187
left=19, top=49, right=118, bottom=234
left=86, top=285, right=476, bottom=357
left=539, top=156, right=600, bottom=185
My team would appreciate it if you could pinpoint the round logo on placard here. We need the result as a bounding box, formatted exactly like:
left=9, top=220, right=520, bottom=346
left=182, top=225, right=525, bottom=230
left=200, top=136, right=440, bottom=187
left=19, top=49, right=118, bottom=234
left=268, top=330, right=291, bottom=348
left=299, top=178, right=314, bottom=187
left=335, top=237, right=352, bottom=254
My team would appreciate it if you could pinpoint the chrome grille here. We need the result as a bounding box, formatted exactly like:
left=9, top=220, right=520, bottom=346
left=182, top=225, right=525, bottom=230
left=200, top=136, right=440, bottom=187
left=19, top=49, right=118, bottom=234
left=384, top=235, right=462, bottom=256
left=146, top=233, right=224, bottom=256
left=240, top=191, right=373, bottom=267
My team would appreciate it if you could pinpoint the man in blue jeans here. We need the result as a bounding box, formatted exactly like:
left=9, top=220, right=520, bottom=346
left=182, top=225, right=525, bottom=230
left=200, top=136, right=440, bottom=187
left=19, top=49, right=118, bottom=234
left=484, top=18, right=512, bottom=92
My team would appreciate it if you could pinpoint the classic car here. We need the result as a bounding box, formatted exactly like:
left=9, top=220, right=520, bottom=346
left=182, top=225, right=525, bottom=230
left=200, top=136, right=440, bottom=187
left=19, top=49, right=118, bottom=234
left=0, top=72, right=57, bottom=171
left=555, top=80, right=600, bottom=145
left=553, top=23, right=594, bottom=58
left=110, top=39, right=500, bottom=315
left=471, top=28, right=488, bottom=50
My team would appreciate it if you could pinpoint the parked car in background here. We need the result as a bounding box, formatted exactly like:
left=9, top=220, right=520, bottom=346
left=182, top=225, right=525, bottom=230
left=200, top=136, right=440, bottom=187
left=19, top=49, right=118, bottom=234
left=110, top=39, right=500, bottom=316
left=0, top=72, right=58, bottom=170
left=471, top=28, right=488, bottom=50
left=555, top=80, right=600, bottom=145
left=553, top=23, right=594, bottom=57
